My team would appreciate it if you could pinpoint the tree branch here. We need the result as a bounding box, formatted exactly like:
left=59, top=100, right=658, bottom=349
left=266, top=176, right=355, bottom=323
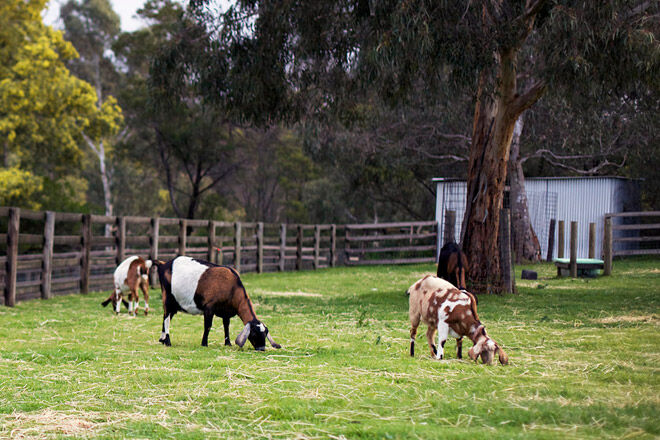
left=509, top=80, right=547, bottom=118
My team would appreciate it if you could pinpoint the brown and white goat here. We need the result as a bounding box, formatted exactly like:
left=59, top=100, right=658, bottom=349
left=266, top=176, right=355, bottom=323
left=102, top=256, right=152, bottom=316
left=407, top=275, right=508, bottom=365
left=153, top=256, right=281, bottom=351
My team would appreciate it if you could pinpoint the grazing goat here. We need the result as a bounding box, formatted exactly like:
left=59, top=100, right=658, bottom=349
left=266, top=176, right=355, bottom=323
left=153, top=256, right=281, bottom=351
left=407, top=275, right=507, bottom=365
left=102, top=256, right=152, bottom=316
left=437, top=242, right=469, bottom=290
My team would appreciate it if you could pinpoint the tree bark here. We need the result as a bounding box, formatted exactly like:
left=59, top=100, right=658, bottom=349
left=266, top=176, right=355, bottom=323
left=461, top=48, right=545, bottom=294
left=507, top=113, right=541, bottom=263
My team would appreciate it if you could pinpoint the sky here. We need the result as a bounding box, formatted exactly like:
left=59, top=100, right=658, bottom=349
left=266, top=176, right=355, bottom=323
left=43, top=0, right=231, bottom=31
left=44, top=0, right=151, bottom=31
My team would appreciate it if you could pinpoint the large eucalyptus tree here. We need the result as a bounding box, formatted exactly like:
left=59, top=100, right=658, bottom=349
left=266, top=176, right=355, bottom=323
left=191, top=0, right=658, bottom=292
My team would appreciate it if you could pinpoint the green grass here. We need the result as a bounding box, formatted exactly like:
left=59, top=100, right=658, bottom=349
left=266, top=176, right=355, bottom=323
left=1, top=258, right=658, bottom=439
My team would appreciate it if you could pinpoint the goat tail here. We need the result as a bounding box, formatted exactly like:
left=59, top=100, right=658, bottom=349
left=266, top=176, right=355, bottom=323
left=463, top=291, right=480, bottom=321
left=497, top=346, right=509, bottom=365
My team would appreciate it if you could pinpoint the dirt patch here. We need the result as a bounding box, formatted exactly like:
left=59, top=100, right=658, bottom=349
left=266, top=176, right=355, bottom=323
left=593, top=315, right=659, bottom=325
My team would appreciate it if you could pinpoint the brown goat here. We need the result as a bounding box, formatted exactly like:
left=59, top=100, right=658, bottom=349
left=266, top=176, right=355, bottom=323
left=153, top=256, right=281, bottom=351
left=437, top=242, right=469, bottom=290
left=407, top=275, right=507, bottom=365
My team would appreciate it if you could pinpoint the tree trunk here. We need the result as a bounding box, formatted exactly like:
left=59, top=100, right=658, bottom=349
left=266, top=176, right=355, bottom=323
left=507, top=113, right=541, bottom=263
left=97, top=140, right=114, bottom=236
left=460, top=48, right=545, bottom=294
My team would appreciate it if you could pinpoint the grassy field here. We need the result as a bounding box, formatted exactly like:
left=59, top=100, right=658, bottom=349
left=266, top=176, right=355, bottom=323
left=0, top=258, right=658, bottom=439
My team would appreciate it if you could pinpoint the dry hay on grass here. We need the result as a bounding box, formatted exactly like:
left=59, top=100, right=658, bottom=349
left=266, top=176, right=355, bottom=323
left=593, top=314, right=659, bottom=325
left=253, top=289, right=323, bottom=298
left=1, top=409, right=149, bottom=439
left=3, top=409, right=99, bottom=439
left=619, top=268, right=660, bottom=275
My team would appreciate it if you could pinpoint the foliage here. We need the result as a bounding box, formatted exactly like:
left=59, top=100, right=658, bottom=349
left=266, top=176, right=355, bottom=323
left=0, top=0, right=121, bottom=210
left=0, top=167, right=43, bottom=210
left=0, top=259, right=658, bottom=438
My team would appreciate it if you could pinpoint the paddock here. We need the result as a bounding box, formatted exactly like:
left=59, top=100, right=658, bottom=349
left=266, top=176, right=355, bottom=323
left=0, top=259, right=658, bottom=438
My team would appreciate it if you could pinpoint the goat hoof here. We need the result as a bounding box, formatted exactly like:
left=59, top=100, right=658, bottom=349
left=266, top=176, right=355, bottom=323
left=225, top=340, right=232, bottom=346
left=144, top=310, right=149, bottom=316
left=159, top=336, right=171, bottom=346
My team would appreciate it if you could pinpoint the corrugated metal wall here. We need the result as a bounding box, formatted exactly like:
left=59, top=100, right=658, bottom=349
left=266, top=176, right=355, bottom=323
left=435, top=177, right=639, bottom=260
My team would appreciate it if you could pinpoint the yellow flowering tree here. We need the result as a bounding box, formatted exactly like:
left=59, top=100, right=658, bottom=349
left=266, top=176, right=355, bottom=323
left=0, top=0, right=122, bottom=209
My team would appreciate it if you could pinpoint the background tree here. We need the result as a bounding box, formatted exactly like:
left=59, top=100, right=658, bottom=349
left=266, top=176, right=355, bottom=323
left=197, top=0, right=658, bottom=292
left=60, top=0, right=123, bottom=223
left=0, top=0, right=121, bottom=211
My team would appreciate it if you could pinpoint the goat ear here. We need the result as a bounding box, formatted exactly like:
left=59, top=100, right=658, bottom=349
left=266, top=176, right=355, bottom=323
left=101, top=298, right=111, bottom=307
left=235, top=323, right=251, bottom=347
left=267, top=333, right=281, bottom=349
left=468, top=346, right=479, bottom=362
left=497, top=346, right=509, bottom=365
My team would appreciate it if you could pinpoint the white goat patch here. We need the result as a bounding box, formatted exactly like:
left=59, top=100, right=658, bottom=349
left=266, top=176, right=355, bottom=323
left=114, top=256, right=139, bottom=292
left=161, top=315, right=171, bottom=339
left=439, top=298, right=470, bottom=315
left=170, top=256, right=206, bottom=315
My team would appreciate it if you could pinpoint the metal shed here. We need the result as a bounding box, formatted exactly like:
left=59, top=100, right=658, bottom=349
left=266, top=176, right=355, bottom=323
left=434, top=176, right=641, bottom=260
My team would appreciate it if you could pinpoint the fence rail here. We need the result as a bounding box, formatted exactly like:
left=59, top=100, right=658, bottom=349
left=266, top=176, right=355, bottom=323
left=1, top=207, right=440, bottom=306
left=603, top=211, right=660, bottom=274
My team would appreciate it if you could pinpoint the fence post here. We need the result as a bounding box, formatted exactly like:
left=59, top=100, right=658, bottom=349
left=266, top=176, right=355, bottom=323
left=313, top=225, right=320, bottom=269
left=499, top=208, right=513, bottom=294
left=81, top=214, right=91, bottom=294
left=149, top=217, right=160, bottom=287
left=443, top=210, right=456, bottom=245
left=257, top=222, right=264, bottom=273
left=330, top=224, right=337, bottom=268
left=546, top=219, right=556, bottom=262
left=207, top=220, right=216, bottom=263
left=588, top=222, right=596, bottom=259
left=296, top=225, right=303, bottom=270
left=279, top=224, right=286, bottom=272
left=603, top=216, right=612, bottom=276
left=557, top=220, right=565, bottom=259
left=569, top=221, right=578, bottom=278
left=5, top=208, right=20, bottom=307
left=234, top=222, right=242, bottom=272
left=41, top=211, right=55, bottom=299
left=178, top=219, right=187, bottom=256
left=116, top=216, right=126, bottom=264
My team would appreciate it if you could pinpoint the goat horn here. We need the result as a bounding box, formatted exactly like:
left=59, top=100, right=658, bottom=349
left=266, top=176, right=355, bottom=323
left=267, top=333, right=281, bottom=349
left=235, top=323, right=251, bottom=347
left=497, top=346, right=509, bottom=365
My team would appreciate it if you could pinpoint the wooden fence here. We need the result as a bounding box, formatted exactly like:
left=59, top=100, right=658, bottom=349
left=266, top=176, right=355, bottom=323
left=344, top=221, right=438, bottom=266
left=603, top=211, right=660, bottom=275
left=0, top=207, right=439, bottom=306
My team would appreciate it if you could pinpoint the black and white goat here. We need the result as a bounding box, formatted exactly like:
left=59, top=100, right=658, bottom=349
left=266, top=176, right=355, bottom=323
left=102, top=256, right=152, bottom=316
left=153, top=256, right=281, bottom=351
